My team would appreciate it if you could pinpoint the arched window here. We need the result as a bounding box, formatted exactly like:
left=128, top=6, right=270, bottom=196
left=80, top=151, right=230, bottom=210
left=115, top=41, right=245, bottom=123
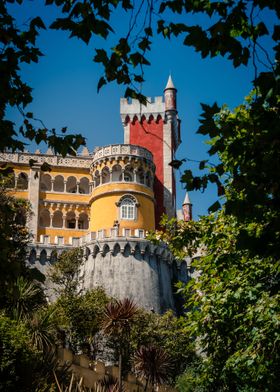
left=40, top=174, right=52, bottom=191
left=29, top=249, right=36, bottom=264
left=17, top=172, right=28, bottom=190
left=101, top=167, right=110, bottom=184
left=112, top=164, right=122, bottom=182
left=78, top=212, right=89, bottom=230
left=136, top=168, right=145, bottom=184
left=66, top=176, right=77, bottom=193
left=117, top=195, right=139, bottom=221
left=66, top=210, right=76, bottom=229
left=39, top=249, right=47, bottom=264
left=39, top=209, right=50, bottom=227
left=52, top=210, right=63, bottom=228
left=79, top=177, right=89, bottom=194
left=94, top=170, right=100, bottom=186
left=123, top=166, right=133, bottom=182
left=146, top=171, right=152, bottom=188
left=53, top=175, right=64, bottom=192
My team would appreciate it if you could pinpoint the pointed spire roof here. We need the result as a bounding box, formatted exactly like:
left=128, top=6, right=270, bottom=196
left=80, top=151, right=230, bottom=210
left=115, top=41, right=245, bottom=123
left=183, top=191, right=192, bottom=205
left=164, top=75, right=176, bottom=90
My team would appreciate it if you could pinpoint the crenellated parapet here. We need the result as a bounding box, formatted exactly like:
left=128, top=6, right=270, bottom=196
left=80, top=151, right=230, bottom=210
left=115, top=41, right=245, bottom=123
left=84, top=237, right=173, bottom=262
left=120, top=97, right=165, bottom=125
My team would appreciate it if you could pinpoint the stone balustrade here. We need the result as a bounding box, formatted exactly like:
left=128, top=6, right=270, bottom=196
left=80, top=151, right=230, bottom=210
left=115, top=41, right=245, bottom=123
left=92, top=144, right=153, bottom=163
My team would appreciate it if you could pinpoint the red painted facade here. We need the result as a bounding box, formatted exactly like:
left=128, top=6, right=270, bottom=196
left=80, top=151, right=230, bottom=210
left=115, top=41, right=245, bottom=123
left=129, top=117, right=165, bottom=227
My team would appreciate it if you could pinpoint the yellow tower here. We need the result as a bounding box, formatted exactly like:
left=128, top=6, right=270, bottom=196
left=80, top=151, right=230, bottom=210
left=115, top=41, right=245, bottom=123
left=89, top=144, right=155, bottom=237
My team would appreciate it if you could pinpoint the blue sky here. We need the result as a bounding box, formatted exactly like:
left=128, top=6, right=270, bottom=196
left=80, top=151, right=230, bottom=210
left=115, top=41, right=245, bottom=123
left=7, top=1, right=275, bottom=219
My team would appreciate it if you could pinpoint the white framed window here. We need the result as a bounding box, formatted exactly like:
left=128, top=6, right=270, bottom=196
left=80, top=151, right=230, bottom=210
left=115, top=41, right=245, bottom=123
left=121, top=198, right=135, bottom=220
left=123, top=228, right=131, bottom=237
left=116, top=194, right=139, bottom=221
left=43, top=235, right=49, bottom=245
left=72, top=237, right=80, bottom=247
left=135, top=229, right=145, bottom=238
left=57, top=236, right=64, bottom=245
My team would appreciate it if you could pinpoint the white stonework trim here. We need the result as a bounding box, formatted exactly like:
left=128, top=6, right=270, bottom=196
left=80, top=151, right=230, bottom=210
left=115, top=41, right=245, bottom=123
left=123, top=123, right=130, bottom=144
left=122, top=228, right=131, bottom=237
left=120, top=97, right=165, bottom=118
left=135, top=229, right=145, bottom=238
left=0, top=152, right=92, bottom=169
left=28, top=164, right=41, bottom=242
left=163, top=122, right=175, bottom=218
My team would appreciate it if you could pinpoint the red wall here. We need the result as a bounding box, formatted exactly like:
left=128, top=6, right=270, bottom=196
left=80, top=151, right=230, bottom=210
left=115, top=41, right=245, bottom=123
left=129, top=118, right=165, bottom=227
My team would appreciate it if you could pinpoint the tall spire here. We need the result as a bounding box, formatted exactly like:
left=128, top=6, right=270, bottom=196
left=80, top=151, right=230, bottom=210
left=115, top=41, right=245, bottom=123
left=182, top=192, right=192, bottom=222
left=165, top=74, right=176, bottom=91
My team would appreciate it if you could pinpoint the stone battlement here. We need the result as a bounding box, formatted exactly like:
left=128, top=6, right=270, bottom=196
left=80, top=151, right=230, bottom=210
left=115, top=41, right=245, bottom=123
left=120, top=96, right=165, bottom=123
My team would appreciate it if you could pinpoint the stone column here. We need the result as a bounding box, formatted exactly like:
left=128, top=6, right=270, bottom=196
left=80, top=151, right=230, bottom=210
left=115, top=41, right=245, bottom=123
left=28, top=164, right=41, bottom=243
left=133, top=169, right=137, bottom=182
left=62, top=215, right=66, bottom=229
left=109, top=170, right=113, bottom=182
left=77, top=182, right=80, bottom=193
left=51, top=179, right=54, bottom=191
left=75, top=216, right=79, bottom=229
left=50, top=213, right=53, bottom=228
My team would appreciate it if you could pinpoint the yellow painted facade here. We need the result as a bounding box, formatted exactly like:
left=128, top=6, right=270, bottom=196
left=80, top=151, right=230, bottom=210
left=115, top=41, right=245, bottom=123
left=90, top=182, right=155, bottom=233
left=1, top=144, right=156, bottom=246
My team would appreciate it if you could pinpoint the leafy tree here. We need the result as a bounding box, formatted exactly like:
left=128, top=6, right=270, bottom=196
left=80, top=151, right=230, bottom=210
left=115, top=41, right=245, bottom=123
left=2, top=0, right=279, bottom=139
left=130, top=309, right=196, bottom=383
left=0, top=313, right=68, bottom=392
left=48, top=247, right=84, bottom=296
left=52, top=287, right=110, bottom=353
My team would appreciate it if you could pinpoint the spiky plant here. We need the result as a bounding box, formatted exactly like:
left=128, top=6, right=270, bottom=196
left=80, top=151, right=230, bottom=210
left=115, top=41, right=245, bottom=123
left=102, top=298, right=138, bottom=336
left=28, top=307, right=56, bottom=351
left=102, top=298, right=138, bottom=390
left=134, top=345, right=172, bottom=391
left=96, top=375, right=126, bottom=392
left=10, top=276, right=45, bottom=320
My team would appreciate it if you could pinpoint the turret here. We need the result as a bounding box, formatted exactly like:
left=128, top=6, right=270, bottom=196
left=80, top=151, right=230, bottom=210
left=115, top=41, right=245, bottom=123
left=182, top=192, right=192, bottom=222
left=120, top=76, right=181, bottom=227
left=164, top=75, right=177, bottom=111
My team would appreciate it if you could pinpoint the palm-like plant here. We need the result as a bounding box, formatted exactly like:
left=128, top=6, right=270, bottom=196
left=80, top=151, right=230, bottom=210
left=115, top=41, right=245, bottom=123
left=102, top=298, right=138, bottom=390
left=10, top=276, right=45, bottom=320
left=134, top=345, right=172, bottom=391
left=28, top=307, right=56, bottom=351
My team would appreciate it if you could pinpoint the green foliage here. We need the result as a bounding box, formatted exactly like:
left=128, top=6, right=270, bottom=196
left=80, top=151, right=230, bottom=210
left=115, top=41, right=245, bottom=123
left=130, top=309, right=196, bottom=384
left=0, top=177, right=46, bottom=310
left=134, top=345, right=172, bottom=391
left=52, top=287, right=110, bottom=350
left=0, top=314, right=36, bottom=391
left=0, top=313, right=66, bottom=392
left=0, top=1, right=85, bottom=154
left=154, top=211, right=280, bottom=391
left=7, top=276, right=46, bottom=320
left=48, top=247, right=84, bottom=295
left=2, top=0, right=279, bottom=152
